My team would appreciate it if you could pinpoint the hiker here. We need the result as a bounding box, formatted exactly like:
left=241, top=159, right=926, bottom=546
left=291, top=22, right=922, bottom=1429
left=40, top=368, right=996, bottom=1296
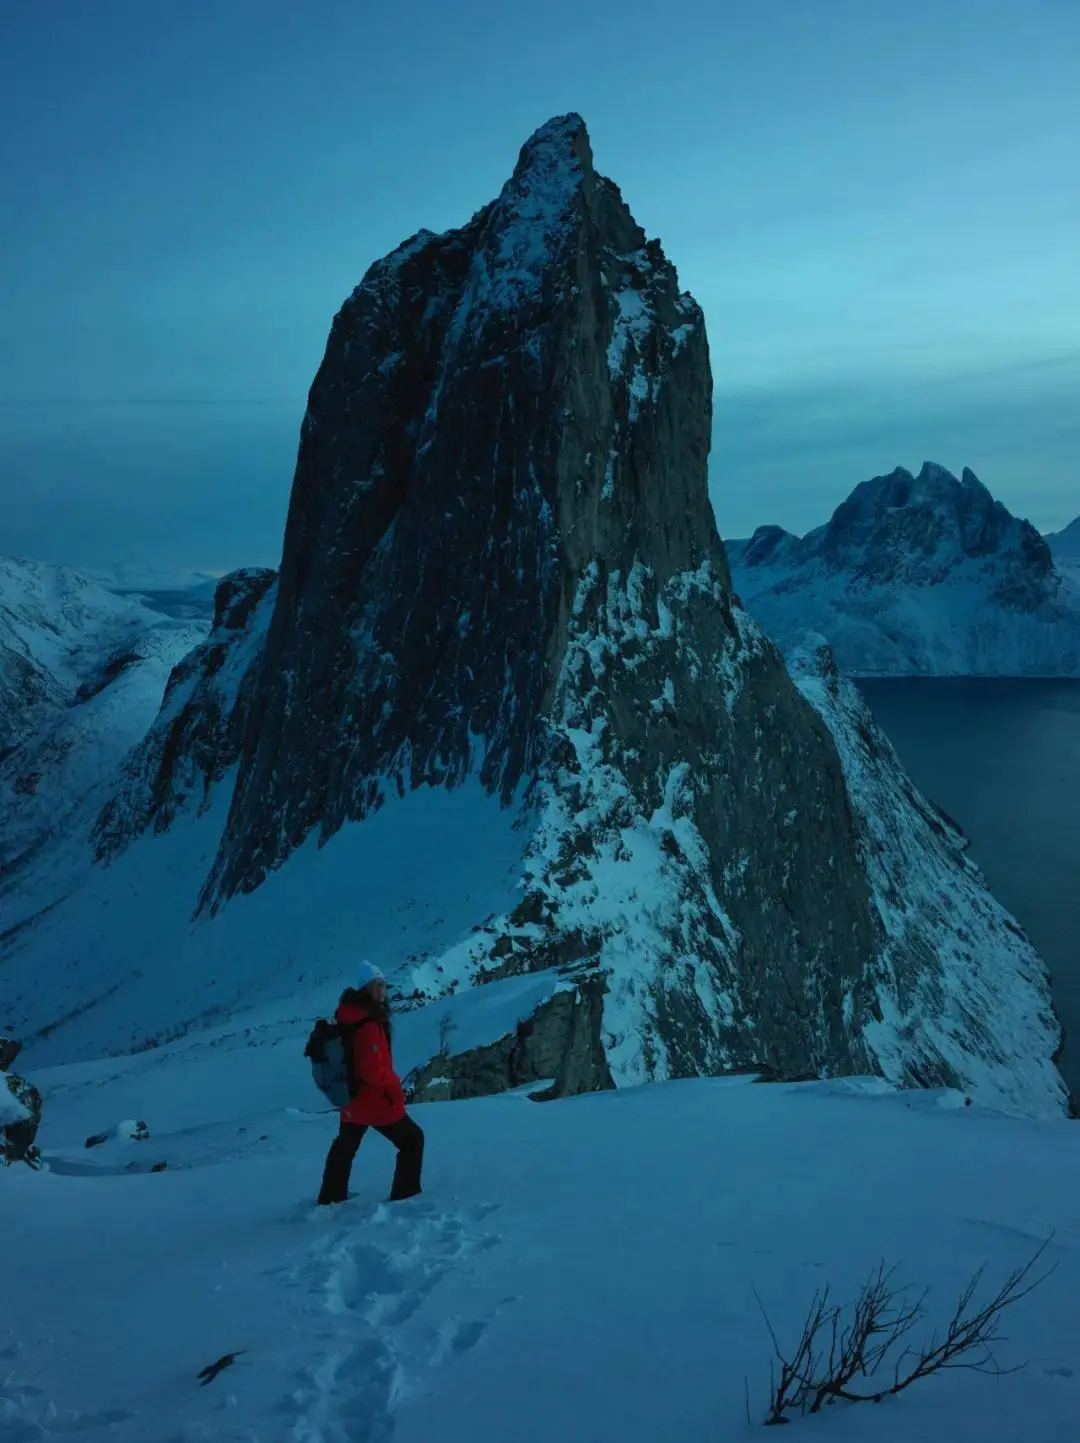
left=316, top=961, right=425, bottom=1206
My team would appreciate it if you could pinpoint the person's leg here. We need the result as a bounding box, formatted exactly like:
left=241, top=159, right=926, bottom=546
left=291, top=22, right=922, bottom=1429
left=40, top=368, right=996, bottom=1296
left=318, top=1121, right=366, bottom=1204
left=375, top=1115, right=425, bottom=1201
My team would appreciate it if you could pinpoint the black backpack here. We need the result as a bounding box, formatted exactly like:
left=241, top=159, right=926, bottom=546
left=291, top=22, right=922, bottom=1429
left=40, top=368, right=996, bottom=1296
left=304, top=1020, right=359, bottom=1108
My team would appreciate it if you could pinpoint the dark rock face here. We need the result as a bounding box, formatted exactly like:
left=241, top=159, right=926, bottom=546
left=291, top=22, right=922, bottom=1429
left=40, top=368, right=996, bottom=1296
left=0, top=1038, right=20, bottom=1072
left=406, top=975, right=614, bottom=1103
left=200, top=115, right=731, bottom=906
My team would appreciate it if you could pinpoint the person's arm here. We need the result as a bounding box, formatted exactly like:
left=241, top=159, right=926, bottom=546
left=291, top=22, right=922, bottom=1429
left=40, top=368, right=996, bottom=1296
left=352, top=1021, right=394, bottom=1089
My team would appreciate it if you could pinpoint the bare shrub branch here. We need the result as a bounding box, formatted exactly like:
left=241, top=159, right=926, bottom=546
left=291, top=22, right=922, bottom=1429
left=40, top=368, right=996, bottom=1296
left=757, top=1237, right=1055, bottom=1425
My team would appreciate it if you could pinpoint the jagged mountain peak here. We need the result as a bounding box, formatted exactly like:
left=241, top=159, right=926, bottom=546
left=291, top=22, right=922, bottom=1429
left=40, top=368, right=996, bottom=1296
left=796, top=461, right=1053, bottom=588
left=511, top=111, right=592, bottom=186
left=729, top=463, right=1079, bottom=675
left=352, top=113, right=599, bottom=341
left=738, top=524, right=801, bottom=569
left=182, top=110, right=718, bottom=907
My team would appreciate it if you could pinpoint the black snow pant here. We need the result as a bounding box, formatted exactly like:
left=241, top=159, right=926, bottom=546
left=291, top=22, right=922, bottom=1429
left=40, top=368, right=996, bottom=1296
left=318, top=1114, right=425, bottom=1206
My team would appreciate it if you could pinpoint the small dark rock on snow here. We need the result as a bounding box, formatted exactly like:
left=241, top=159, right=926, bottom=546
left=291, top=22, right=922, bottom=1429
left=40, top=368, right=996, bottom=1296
left=2, top=1070, right=43, bottom=1168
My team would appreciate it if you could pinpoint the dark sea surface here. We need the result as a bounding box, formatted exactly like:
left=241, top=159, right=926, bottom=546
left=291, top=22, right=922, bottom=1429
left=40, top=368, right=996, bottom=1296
left=857, top=678, right=1080, bottom=1101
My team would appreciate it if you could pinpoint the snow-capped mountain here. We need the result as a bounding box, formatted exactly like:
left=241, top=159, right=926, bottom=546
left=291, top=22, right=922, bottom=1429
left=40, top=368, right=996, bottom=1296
left=0, top=117, right=1065, bottom=1119
left=0, top=558, right=207, bottom=876
left=727, top=464, right=1080, bottom=675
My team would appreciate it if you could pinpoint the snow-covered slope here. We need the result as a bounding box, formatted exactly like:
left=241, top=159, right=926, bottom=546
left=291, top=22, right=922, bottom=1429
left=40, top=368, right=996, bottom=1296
left=1, top=558, right=149, bottom=753
left=728, top=464, right=1080, bottom=675
left=0, top=557, right=207, bottom=876
left=1, top=1005, right=1077, bottom=1442
left=788, top=636, right=1063, bottom=1106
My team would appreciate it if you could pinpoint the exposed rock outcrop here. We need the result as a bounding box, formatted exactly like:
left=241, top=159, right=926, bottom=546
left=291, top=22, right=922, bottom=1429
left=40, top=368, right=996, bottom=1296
left=406, top=975, right=613, bottom=1103
left=729, top=464, right=1080, bottom=675
left=1, top=1039, right=41, bottom=1167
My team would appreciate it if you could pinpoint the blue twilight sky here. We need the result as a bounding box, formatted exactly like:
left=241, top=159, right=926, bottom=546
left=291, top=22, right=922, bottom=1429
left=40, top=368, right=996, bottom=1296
left=1, top=0, right=1078, bottom=575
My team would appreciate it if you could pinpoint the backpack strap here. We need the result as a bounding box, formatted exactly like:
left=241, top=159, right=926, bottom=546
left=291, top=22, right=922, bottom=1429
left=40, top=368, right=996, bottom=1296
left=339, top=1020, right=364, bottom=1098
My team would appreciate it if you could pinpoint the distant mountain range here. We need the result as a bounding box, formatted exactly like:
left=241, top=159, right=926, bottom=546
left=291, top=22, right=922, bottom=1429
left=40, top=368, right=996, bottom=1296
left=81, top=564, right=221, bottom=621
left=0, top=558, right=207, bottom=876
left=726, top=463, right=1080, bottom=675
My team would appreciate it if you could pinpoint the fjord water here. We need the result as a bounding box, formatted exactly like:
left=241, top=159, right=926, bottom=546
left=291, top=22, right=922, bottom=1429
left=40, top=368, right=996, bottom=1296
left=857, top=679, right=1080, bottom=1098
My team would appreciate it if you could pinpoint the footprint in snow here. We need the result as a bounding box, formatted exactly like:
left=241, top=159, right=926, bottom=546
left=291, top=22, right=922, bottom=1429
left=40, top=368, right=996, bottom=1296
left=0, top=1382, right=135, bottom=1438
left=282, top=1337, right=402, bottom=1443
left=430, top=1316, right=488, bottom=1365
left=284, top=1201, right=504, bottom=1440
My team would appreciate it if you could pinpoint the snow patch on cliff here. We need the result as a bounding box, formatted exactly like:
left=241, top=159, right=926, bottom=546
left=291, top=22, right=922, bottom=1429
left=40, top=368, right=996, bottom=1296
left=788, top=634, right=1066, bottom=1119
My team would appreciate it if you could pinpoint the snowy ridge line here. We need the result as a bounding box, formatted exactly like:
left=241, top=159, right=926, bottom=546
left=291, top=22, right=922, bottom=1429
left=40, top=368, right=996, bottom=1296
left=787, top=633, right=1066, bottom=1118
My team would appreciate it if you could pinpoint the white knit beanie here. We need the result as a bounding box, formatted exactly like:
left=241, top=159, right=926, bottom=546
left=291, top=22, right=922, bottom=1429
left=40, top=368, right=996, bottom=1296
left=355, top=958, right=385, bottom=990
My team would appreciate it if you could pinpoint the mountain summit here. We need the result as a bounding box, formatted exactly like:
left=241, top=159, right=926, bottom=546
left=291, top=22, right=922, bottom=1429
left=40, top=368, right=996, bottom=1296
left=3, top=119, right=1065, bottom=1117
left=730, top=463, right=1080, bottom=674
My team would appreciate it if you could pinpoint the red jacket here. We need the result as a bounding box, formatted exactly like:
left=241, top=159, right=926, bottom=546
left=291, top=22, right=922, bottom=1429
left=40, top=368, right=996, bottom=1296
left=337, top=1000, right=406, bottom=1127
